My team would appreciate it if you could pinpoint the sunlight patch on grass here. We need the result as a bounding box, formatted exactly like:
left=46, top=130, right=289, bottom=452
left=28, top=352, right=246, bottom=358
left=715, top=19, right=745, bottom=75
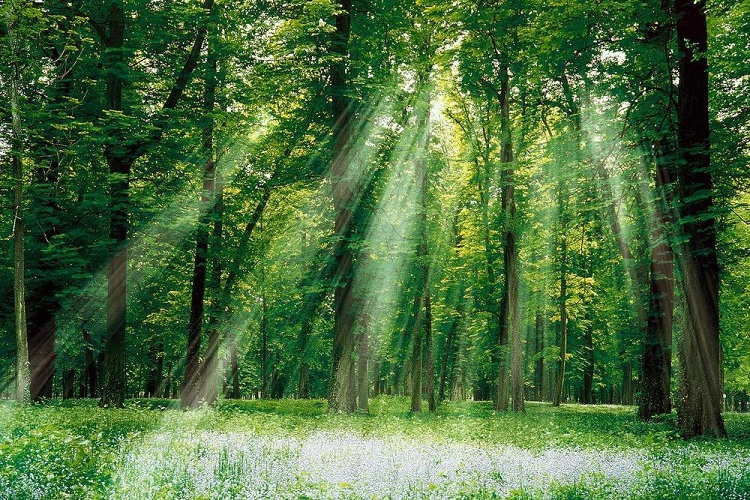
left=113, top=430, right=647, bottom=499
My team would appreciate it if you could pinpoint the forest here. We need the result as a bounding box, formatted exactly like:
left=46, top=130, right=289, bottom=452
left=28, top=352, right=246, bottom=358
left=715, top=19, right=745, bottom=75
left=1, top=0, right=750, bottom=497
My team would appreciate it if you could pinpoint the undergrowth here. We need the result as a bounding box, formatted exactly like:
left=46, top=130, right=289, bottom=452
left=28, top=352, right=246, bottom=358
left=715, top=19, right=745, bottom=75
left=0, top=397, right=748, bottom=499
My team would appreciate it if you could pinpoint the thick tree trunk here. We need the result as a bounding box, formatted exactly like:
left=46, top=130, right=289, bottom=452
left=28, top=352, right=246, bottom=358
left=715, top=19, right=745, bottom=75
left=410, top=317, right=423, bottom=412
left=673, top=0, right=726, bottom=438
left=296, top=295, right=314, bottom=399
left=328, top=0, right=357, bottom=414
left=408, top=287, right=426, bottom=412
left=28, top=311, right=55, bottom=400
left=100, top=2, right=128, bottom=408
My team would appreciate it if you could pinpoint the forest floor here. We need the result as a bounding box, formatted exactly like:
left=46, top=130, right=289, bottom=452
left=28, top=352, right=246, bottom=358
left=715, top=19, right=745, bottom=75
left=0, top=397, right=749, bottom=499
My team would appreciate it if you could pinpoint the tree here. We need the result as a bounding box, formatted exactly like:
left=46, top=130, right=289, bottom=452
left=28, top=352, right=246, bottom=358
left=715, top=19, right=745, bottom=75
left=328, top=0, right=357, bottom=413
left=672, top=0, right=726, bottom=438
left=183, top=32, right=219, bottom=409
left=4, top=0, right=33, bottom=404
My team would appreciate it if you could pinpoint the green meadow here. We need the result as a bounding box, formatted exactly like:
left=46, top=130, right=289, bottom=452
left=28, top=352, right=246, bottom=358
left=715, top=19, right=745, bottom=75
left=1, top=398, right=749, bottom=499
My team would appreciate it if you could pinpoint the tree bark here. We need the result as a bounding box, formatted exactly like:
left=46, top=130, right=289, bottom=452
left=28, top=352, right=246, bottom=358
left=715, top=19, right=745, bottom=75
left=7, top=0, right=31, bottom=405
left=202, top=41, right=222, bottom=407
left=183, top=32, right=220, bottom=408
left=328, top=0, right=357, bottom=414
left=439, top=313, right=458, bottom=402
left=356, top=290, right=370, bottom=412
left=83, top=329, right=97, bottom=398
left=183, top=176, right=212, bottom=406
left=425, top=290, right=436, bottom=412
left=534, top=310, right=544, bottom=400
left=100, top=1, right=127, bottom=408
left=673, top=0, right=726, bottom=438
left=496, top=61, right=523, bottom=413
left=640, top=144, right=675, bottom=420
left=261, top=292, right=269, bottom=398
left=409, top=67, right=433, bottom=413
left=582, top=314, right=594, bottom=404
left=552, top=232, right=568, bottom=407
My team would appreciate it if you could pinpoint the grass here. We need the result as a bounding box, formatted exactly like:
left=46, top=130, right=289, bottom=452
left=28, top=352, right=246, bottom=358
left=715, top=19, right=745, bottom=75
left=0, top=396, right=749, bottom=499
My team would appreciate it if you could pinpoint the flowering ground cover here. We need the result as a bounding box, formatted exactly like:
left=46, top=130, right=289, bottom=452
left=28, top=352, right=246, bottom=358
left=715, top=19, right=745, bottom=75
left=0, top=397, right=748, bottom=499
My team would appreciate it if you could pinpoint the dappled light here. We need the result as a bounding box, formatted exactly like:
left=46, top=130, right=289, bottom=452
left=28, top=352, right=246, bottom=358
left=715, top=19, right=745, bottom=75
left=1, top=0, right=749, bottom=497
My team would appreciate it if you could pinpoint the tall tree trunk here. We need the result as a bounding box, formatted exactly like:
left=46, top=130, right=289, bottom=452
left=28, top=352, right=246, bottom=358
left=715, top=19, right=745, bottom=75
left=425, top=290, right=436, bottom=412
left=552, top=233, right=568, bottom=407
left=373, top=361, right=381, bottom=396
left=496, top=61, right=523, bottom=413
left=82, top=329, right=97, bottom=398
left=261, top=292, right=269, bottom=398
left=640, top=144, right=675, bottom=420
left=27, top=4, right=79, bottom=403
left=622, top=360, right=634, bottom=405
left=62, top=368, right=75, bottom=399
left=297, top=310, right=314, bottom=399
left=100, top=1, right=128, bottom=408
left=410, top=69, right=433, bottom=413
left=356, top=297, right=370, bottom=412
left=154, top=342, right=164, bottom=398
left=673, top=0, right=725, bottom=438
left=182, top=41, right=218, bottom=406
left=534, top=310, right=544, bottom=400
left=229, top=343, right=239, bottom=399
left=439, top=313, right=459, bottom=402
left=408, top=281, right=425, bottom=412
left=479, top=151, right=501, bottom=404
left=182, top=147, right=214, bottom=407
left=410, top=314, right=423, bottom=412
left=28, top=312, right=55, bottom=400
left=328, top=0, right=357, bottom=414
left=582, top=314, right=594, bottom=404
left=202, top=41, right=221, bottom=406
left=8, top=2, right=30, bottom=403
